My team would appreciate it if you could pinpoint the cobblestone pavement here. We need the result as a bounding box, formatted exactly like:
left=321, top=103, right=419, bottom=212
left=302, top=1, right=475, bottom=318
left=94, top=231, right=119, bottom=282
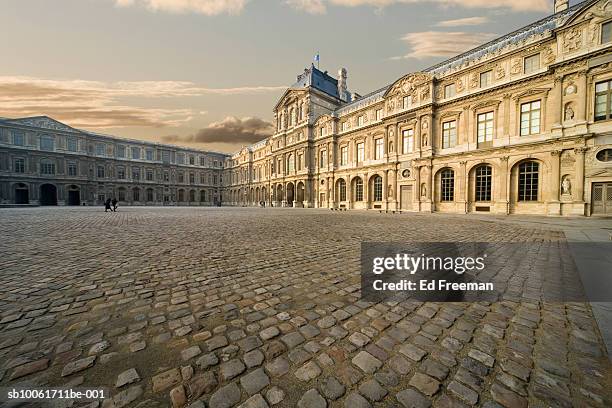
left=0, top=207, right=610, bottom=408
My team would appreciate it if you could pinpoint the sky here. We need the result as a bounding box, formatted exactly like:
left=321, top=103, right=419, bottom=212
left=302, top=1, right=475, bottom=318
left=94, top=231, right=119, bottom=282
left=0, top=0, right=562, bottom=153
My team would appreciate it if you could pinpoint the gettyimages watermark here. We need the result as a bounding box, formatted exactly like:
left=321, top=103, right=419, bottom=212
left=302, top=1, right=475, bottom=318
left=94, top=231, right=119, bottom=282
left=361, top=242, right=608, bottom=303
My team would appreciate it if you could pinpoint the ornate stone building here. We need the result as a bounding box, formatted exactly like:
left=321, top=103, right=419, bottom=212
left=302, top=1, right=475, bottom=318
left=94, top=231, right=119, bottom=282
left=0, top=116, right=227, bottom=206
left=224, top=0, right=612, bottom=216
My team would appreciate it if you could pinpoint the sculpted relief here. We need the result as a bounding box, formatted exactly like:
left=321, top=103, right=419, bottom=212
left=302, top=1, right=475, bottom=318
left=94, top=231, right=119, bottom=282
left=563, top=27, right=583, bottom=53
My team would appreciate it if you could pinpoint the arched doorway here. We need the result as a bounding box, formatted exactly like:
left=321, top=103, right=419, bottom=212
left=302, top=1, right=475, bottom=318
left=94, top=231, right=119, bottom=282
left=67, top=185, right=81, bottom=206
left=296, top=182, right=305, bottom=206
left=286, top=183, right=295, bottom=205
left=40, top=184, right=57, bottom=206
left=276, top=184, right=283, bottom=206
left=15, top=183, right=29, bottom=204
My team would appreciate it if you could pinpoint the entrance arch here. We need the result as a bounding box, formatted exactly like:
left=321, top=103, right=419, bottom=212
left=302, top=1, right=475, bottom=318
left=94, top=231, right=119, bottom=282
left=296, top=181, right=305, bottom=206
left=276, top=184, right=283, bottom=205
left=40, top=184, right=57, bottom=206
left=67, top=185, right=81, bottom=206
left=286, top=182, right=295, bottom=205
left=15, top=183, right=29, bottom=204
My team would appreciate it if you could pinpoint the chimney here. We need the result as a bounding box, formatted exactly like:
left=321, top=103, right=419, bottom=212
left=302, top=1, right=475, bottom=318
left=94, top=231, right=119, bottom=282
left=338, top=68, right=348, bottom=101
left=554, top=0, right=568, bottom=13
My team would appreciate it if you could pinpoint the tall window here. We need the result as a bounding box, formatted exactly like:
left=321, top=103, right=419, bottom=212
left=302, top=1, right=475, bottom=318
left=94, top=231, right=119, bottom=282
left=132, top=168, right=140, bottom=180
left=340, top=146, right=348, bottom=165
left=68, top=162, right=77, bottom=176
left=118, top=189, right=126, bottom=201
left=161, top=151, right=170, bottom=164
left=524, top=54, right=540, bottom=74
left=146, top=169, right=154, bottom=181
left=441, top=169, right=455, bottom=202
left=373, top=176, right=383, bottom=201
left=375, top=138, right=384, bottom=160
left=287, top=154, right=294, bottom=173
left=475, top=165, right=492, bottom=202
left=518, top=161, right=539, bottom=201
left=95, top=143, right=105, bottom=156
left=117, top=167, right=126, bottom=179
left=477, top=112, right=494, bottom=144
left=41, top=136, right=55, bottom=151
left=402, top=129, right=414, bottom=154
left=14, top=158, right=25, bottom=173
left=41, top=160, right=56, bottom=175
left=403, top=96, right=411, bottom=109
left=67, top=138, right=78, bottom=152
left=117, top=145, right=126, bottom=158
left=178, top=172, right=184, bottom=183
left=442, top=120, right=457, bottom=148
left=338, top=179, right=347, bottom=201
left=131, top=147, right=140, bottom=160
left=602, top=21, right=612, bottom=43
left=133, top=188, right=140, bottom=202
left=189, top=173, right=195, bottom=184
left=320, top=150, right=327, bottom=167
left=595, top=80, right=612, bottom=122
left=297, top=153, right=303, bottom=170
left=200, top=156, right=206, bottom=166
left=355, top=178, right=363, bottom=201
left=520, top=101, right=541, bottom=135
left=480, top=70, right=492, bottom=87
left=342, top=122, right=349, bottom=132
left=146, top=149, right=154, bottom=161
left=357, top=142, right=365, bottom=163
left=189, top=156, right=195, bottom=165
left=97, top=165, right=105, bottom=178
left=444, top=83, right=456, bottom=98
left=146, top=188, right=154, bottom=201
left=376, top=109, right=383, bottom=121
left=357, top=115, right=364, bottom=126
left=13, top=131, right=25, bottom=146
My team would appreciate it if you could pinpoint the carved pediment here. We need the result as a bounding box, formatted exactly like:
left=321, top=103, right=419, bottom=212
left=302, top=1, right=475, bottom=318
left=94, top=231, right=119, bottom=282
left=314, top=114, right=333, bottom=126
left=471, top=100, right=502, bottom=110
left=8, top=116, right=81, bottom=133
left=587, top=168, right=612, bottom=177
left=274, top=88, right=307, bottom=111
left=384, top=72, right=432, bottom=98
left=565, top=0, right=612, bottom=25
left=512, top=88, right=551, bottom=100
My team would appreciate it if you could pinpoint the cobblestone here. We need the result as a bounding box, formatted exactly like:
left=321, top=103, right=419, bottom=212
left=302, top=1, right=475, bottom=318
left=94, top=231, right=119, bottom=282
left=0, top=208, right=609, bottom=408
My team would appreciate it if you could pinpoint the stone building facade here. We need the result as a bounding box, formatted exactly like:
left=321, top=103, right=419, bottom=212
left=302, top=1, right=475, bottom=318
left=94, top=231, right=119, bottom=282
left=0, top=116, right=227, bottom=206
left=223, top=0, right=612, bottom=216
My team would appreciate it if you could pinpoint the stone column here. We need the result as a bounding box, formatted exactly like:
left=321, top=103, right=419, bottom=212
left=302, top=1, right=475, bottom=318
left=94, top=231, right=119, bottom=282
left=500, top=156, right=510, bottom=214
left=414, top=165, right=421, bottom=210
left=576, top=72, right=588, bottom=122
left=550, top=76, right=563, bottom=129
left=574, top=147, right=586, bottom=203
left=458, top=161, right=468, bottom=213
left=549, top=150, right=561, bottom=202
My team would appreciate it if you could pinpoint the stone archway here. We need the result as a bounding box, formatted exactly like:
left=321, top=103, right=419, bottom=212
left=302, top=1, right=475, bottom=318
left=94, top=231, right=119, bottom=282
left=15, top=183, right=29, bottom=204
left=286, top=182, right=295, bottom=206
left=67, top=185, right=81, bottom=206
left=296, top=181, right=305, bottom=206
left=40, top=184, right=57, bottom=206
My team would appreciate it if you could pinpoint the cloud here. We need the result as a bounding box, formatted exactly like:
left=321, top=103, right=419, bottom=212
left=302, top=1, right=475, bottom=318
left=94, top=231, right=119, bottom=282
left=0, top=76, right=283, bottom=129
left=436, top=16, right=489, bottom=27
left=285, top=0, right=327, bottom=14
left=163, top=116, right=274, bottom=144
left=113, top=0, right=248, bottom=16
left=392, top=31, right=497, bottom=59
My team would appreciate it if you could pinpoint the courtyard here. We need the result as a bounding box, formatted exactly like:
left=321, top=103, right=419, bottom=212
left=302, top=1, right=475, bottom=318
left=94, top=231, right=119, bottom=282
left=0, top=207, right=610, bottom=408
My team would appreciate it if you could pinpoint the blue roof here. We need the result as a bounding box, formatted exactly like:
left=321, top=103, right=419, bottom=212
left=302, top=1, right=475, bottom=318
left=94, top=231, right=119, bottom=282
left=292, top=64, right=340, bottom=99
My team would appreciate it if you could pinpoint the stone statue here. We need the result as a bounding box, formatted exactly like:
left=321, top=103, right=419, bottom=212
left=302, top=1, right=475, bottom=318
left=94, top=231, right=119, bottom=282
left=565, top=105, right=575, bottom=121
left=422, top=133, right=428, bottom=147
left=421, top=183, right=427, bottom=197
left=561, top=177, right=571, bottom=195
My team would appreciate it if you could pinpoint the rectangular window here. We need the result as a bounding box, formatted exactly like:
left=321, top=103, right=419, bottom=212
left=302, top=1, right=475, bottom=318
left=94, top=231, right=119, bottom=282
left=189, top=156, right=195, bottom=165
left=524, top=54, right=540, bottom=74
left=595, top=80, right=612, bottom=122
left=13, top=131, right=25, bottom=146
left=480, top=70, right=492, bottom=87
left=189, top=173, right=195, bottom=184
left=340, top=146, right=348, bottom=166
left=441, top=169, right=454, bottom=202
left=117, top=168, right=125, bottom=179
left=162, top=151, right=170, bottom=164
left=146, top=169, right=153, bottom=181
left=320, top=150, right=327, bottom=167
left=95, top=143, right=105, bottom=156
left=375, top=138, right=384, bottom=160
left=520, top=101, right=541, bottom=135
left=41, top=136, right=55, bottom=151
left=403, top=96, right=411, bottom=109
left=355, top=180, right=363, bottom=201
left=131, top=147, right=140, bottom=160
left=357, top=116, right=364, bottom=126
left=477, top=112, right=494, bottom=144
left=376, top=109, right=383, bottom=121
left=164, top=171, right=170, bottom=182
left=118, top=189, right=126, bottom=201
left=146, top=149, right=154, bottom=161
left=67, top=162, right=77, bottom=176
left=298, top=154, right=303, bottom=170
left=402, top=129, right=414, bottom=154
left=602, top=21, right=612, bottom=44
left=132, top=168, right=140, bottom=180
left=67, top=138, right=78, bottom=152
left=518, top=161, right=539, bottom=201
left=444, top=83, right=456, bottom=99
left=97, top=165, right=105, bottom=178
left=178, top=172, right=184, bottom=183
left=14, top=158, right=25, bottom=173
left=41, top=161, right=55, bottom=175
left=342, top=122, right=349, bottom=132
left=200, top=156, right=206, bottom=166
left=177, top=153, right=185, bottom=164
left=357, top=142, right=365, bottom=163
left=200, top=173, right=206, bottom=184
left=117, top=145, right=126, bottom=158
left=442, top=120, right=457, bottom=149
left=320, top=127, right=326, bottom=137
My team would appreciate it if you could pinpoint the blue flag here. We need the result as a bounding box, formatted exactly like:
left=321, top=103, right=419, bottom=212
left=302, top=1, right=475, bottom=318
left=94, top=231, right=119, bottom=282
left=314, top=53, right=320, bottom=62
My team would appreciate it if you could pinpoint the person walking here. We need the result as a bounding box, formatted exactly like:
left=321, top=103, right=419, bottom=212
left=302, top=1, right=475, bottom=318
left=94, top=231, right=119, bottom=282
left=104, top=198, right=111, bottom=212
left=111, top=198, right=118, bottom=212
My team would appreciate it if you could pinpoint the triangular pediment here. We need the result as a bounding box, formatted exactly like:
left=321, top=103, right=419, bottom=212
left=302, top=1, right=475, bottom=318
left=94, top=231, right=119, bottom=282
left=7, top=116, right=82, bottom=133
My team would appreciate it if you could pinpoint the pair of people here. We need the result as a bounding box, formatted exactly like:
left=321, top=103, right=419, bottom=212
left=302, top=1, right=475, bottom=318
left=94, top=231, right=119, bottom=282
left=104, top=198, right=118, bottom=212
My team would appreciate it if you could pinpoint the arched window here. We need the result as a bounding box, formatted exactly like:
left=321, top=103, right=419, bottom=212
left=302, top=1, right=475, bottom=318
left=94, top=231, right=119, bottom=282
left=518, top=161, right=539, bottom=201
left=178, top=189, right=185, bottom=202
left=338, top=179, right=347, bottom=201
left=373, top=176, right=383, bottom=201
left=475, top=165, right=492, bottom=202
left=200, top=190, right=206, bottom=202
left=355, top=178, right=363, bottom=201
left=287, top=154, right=294, bottom=173
left=146, top=188, right=154, bottom=202
left=189, top=190, right=196, bottom=202
left=441, top=169, right=454, bottom=202
left=133, top=187, right=140, bottom=202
